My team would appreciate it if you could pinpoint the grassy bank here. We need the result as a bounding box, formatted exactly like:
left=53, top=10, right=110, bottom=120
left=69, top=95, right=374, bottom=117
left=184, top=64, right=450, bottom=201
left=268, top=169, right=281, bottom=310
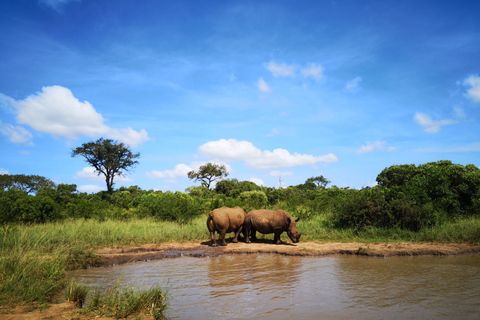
left=1, top=214, right=479, bottom=317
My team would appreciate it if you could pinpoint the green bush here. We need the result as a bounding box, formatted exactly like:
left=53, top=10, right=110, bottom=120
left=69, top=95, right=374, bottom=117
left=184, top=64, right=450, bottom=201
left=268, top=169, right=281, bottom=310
left=331, top=187, right=438, bottom=231
left=136, top=191, right=205, bottom=223
left=238, top=190, right=268, bottom=212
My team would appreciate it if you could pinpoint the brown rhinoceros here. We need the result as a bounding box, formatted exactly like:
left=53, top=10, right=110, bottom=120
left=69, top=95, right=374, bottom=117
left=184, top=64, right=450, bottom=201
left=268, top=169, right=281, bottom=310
left=207, top=206, right=247, bottom=247
left=244, top=209, right=301, bottom=245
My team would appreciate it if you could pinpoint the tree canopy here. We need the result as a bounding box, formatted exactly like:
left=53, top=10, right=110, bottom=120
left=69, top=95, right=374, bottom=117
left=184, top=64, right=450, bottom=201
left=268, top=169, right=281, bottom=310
left=71, top=138, right=140, bottom=192
left=187, top=162, right=229, bottom=190
left=306, top=176, right=331, bottom=189
left=0, top=174, right=55, bottom=194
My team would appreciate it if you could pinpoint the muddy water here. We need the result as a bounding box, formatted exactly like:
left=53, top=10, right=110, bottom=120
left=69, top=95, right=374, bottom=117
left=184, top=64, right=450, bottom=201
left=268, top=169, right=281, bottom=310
left=70, top=254, right=480, bottom=319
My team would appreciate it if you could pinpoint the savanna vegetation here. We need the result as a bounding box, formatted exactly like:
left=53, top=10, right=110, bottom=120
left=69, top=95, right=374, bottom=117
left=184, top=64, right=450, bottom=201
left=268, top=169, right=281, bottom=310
left=1, top=159, right=479, bottom=318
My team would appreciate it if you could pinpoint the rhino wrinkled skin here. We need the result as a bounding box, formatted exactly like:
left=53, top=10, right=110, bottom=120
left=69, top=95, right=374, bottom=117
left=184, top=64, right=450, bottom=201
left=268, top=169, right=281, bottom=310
left=244, top=209, right=301, bottom=245
left=207, top=206, right=247, bottom=247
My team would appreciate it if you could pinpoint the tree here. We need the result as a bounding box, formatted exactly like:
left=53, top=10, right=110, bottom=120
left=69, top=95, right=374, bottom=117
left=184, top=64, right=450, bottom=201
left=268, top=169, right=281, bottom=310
left=306, top=176, right=331, bottom=189
left=71, top=138, right=140, bottom=192
left=0, top=174, right=55, bottom=194
left=187, top=162, right=229, bottom=190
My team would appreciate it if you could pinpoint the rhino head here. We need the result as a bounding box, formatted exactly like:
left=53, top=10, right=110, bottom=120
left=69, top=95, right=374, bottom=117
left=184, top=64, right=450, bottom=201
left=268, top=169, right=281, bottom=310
left=287, top=217, right=301, bottom=243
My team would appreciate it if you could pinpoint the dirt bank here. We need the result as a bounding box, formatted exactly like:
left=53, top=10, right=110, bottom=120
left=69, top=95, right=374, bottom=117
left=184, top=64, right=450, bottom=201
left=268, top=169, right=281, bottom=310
left=96, top=240, right=480, bottom=266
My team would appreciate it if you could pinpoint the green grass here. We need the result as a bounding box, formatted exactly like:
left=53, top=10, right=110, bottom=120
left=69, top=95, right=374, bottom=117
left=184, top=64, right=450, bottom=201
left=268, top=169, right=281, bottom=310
left=85, top=281, right=167, bottom=319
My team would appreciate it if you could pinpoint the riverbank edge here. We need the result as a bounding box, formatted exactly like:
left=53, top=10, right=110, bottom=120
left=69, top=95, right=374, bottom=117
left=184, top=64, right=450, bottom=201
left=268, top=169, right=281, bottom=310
left=95, top=241, right=480, bottom=266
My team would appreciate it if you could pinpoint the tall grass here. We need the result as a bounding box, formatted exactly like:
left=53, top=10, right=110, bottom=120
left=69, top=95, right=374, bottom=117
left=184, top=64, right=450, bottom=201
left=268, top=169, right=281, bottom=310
left=86, top=281, right=167, bottom=319
left=0, top=250, right=66, bottom=306
left=0, top=215, right=208, bottom=253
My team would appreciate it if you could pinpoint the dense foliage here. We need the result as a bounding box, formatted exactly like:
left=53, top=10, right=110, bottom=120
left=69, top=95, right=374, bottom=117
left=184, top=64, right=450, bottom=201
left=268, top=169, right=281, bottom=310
left=1, top=161, right=479, bottom=231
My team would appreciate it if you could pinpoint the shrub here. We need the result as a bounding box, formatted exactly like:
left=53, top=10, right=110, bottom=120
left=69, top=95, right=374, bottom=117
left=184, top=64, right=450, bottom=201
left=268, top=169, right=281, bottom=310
left=136, top=191, right=205, bottom=223
left=238, top=190, right=268, bottom=212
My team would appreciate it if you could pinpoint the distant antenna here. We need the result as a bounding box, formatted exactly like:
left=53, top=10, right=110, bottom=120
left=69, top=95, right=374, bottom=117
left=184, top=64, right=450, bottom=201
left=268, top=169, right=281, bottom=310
left=278, top=176, right=283, bottom=188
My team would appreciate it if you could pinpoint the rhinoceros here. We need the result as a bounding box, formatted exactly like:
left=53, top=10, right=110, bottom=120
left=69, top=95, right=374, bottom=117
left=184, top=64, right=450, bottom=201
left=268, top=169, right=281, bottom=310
left=244, top=209, right=301, bottom=245
left=207, top=206, right=247, bottom=247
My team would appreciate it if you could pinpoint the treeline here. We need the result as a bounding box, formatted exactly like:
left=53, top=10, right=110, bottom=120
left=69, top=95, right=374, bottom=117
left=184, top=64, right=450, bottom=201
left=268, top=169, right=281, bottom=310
left=1, top=160, right=479, bottom=231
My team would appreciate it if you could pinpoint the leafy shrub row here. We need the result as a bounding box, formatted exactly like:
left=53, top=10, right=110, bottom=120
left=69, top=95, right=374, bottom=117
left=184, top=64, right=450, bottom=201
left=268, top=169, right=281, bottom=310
left=1, top=161, right=479, bottom=231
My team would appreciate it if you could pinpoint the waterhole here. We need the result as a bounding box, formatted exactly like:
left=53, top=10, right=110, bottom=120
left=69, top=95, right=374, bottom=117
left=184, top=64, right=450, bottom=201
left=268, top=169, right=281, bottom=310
left=70, top=254, right=480, bottom=319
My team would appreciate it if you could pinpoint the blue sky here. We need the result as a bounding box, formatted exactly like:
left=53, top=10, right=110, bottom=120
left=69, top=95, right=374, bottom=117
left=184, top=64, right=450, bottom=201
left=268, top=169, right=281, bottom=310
left=1, top=0, right=479, bottom=193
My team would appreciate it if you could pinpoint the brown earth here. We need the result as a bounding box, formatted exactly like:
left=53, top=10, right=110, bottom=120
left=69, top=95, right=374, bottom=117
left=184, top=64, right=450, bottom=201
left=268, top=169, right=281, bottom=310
left=96, top=240, right=480, bottom=266
left=3, top=240, right=480, bottom=320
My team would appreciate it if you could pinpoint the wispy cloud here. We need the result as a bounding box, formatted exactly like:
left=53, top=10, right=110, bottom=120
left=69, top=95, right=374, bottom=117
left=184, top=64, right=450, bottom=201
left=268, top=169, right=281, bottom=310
left=414, top=112, right=458, bottom=133
left=345, top=76, right=362, bottom=93
left=0, top=120, right=33, bottom=145
left=198, top=139, right=338, bottom=170
left=355, top=140, right=396, bottom=155
left=9, top=86, right=150, bottom=147
left=302, top=63, right=323, bottom=81
left=0, top=168, right=9, bottom=175
left=266, top=61, right=295, bottom=77
left=463, top=75, right=480, bottom=103
left=257, top=78, right=272, bottom=93
left=39, top=0, right=81, bottom=12
left=265, top=128, right=280, bottom=137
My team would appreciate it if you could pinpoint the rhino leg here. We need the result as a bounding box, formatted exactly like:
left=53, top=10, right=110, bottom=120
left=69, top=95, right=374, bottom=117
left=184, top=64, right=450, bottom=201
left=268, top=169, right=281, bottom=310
left=219, top=232, right=227, bottom=246
left=232, top=226, right=242, bottom=243
left=210, top=231, right=217, bottom=247
left=245, top=225, right=251, bottom=243
left=274, top=231, right=283, bottom=245
left=250, top=227, right=257, bottom=241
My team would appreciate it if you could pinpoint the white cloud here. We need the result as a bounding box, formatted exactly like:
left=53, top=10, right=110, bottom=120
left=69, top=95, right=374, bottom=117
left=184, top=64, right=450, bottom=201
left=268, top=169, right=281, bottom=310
left=0, top=168, right=9, bottom=175
left=146, top=164, right=193, bottom=179
left=269, top=170, right=294, bottom=177
left=266, top=61, right=295, bottom=77
left=265, top=128, right=280, bottom=137
left=463, top=75, right=480, bottom=103
left=147, top=162, right=232, bottom=180
left=11, top=86, right=149, bottom=147
left=74, top=166, right=133, bottom=182
left=257, top=78, right=272, bottom=93
left=250, top=178, right=265, bottom=186
left=77, top=184, right=103, bottom=193
left=345, top=76, right=362, bottom=93
left=355, top=141, right=397, bottom=155
left=0, top=121, right=33, bottom=145
left=302, top=64, right=323, bottom=81
left=198, top=139, right=338, bottom=170
left=414, top=112, right=458, bottom=133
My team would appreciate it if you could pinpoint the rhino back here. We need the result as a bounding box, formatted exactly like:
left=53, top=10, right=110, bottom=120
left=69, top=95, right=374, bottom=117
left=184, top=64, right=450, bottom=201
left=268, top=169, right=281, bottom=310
left=211, top=207, right=246, bottom=232
left=248, top=209, right=288, bottom=234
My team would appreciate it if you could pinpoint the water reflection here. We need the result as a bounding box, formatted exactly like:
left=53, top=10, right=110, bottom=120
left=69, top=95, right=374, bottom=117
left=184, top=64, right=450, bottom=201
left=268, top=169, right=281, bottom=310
left=70, top=254, right=480, bottom=319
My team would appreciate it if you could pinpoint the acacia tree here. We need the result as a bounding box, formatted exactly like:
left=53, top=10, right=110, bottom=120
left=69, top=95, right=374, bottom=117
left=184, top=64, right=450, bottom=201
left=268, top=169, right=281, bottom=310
left=306, top=176, right=331, bottom=189
left=71, top=138, right=140, bottom=192
left=187, top=162, right=229, bottom=190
